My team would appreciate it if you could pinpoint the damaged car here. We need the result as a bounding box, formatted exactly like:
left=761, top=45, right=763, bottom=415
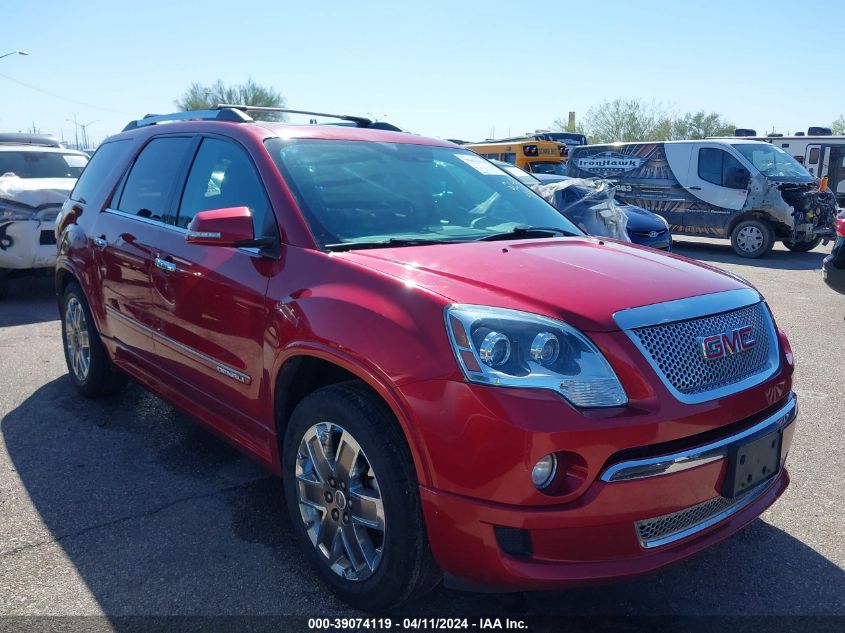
left=568, top=139, right=837, bottom=258
left=822, top=210, right=845, bottom=293
left=0, top=135, right=88, bottom=299
left=491, top=159, right=672, bottom=249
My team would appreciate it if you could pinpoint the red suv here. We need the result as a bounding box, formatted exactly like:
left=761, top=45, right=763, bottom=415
left=56, top=107, right=797, bottom=610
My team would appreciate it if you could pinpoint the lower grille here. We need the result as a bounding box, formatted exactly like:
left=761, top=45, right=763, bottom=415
left=635, top=483, right=768, bottom=549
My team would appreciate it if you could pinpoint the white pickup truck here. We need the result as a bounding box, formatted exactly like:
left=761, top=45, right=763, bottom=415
left=0, top=135, right=88, bottom=299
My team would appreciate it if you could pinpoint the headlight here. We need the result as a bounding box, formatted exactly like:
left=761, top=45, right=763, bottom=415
left=445, top=305, right=627, bottom=408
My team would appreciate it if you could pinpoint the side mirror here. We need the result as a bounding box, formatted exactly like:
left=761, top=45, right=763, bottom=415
left=185, top=206, right=255, bottom=247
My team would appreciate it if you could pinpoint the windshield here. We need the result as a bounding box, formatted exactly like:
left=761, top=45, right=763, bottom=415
left=497, top=163, right=538, bottom=186
left=265, top=139, right=583, bottom=249
left=0, top=151, right=87, bottom=179
left=731, top=143, right=812, bottom=182
left=530, top=161, right=567, bottom=175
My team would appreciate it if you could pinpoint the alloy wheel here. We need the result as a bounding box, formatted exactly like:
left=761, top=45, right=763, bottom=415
left=64, top=297, right=91, bottom=382
left=736, top=225, right=764, bottom=253
left=295, top=422, right=385, bottom=581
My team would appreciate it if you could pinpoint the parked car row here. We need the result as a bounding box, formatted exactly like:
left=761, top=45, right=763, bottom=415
left=53, top=105, right=799, bottom=610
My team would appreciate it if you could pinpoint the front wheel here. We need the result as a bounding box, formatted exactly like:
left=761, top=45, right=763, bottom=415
left=282, top=382, right=439, bottom=610
left=730, top=219, right=775, bottom=258
left=61, top=282, right=127, bottom=398
left=783, top=236, right=823, bottom=252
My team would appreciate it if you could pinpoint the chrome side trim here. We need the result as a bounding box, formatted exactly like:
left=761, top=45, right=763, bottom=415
left=613, top=288, right=761, bottom=330
left=636, top=480, right=770, bottom=549
left=104, top=306, right=252, bottom=385
left=103, top=208, right=188, bottom=234
left=601, top=392, right=797, bottom=482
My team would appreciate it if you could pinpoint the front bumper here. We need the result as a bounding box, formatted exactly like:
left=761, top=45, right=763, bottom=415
left=0, top=220, right=57, bottom=270
left=421, top=394, right=796, bottom=590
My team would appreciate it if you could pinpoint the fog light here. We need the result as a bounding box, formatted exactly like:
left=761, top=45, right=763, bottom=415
left=531, top=454, right=557, bottom=489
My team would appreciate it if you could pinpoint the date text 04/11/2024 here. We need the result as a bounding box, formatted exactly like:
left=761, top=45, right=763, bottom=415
left=307, top=618, right=528, bottom=630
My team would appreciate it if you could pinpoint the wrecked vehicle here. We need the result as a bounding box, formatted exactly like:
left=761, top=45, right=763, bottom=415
left=568, top=139, right=837, bottom=257
left=530, top=178, right=630, bottom=242
left=0, top=138, right=88, bottom=299
left=822, top=210, right=845, bottom=294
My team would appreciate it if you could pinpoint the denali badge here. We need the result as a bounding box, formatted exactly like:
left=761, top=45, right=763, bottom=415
left=696, top=326, right=755, bottom=361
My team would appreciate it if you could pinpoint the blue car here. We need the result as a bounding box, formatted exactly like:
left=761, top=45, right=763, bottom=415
left=491, top=161, right=672, bottom=250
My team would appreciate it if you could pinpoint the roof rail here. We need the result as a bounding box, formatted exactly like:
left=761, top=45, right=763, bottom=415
left=122, top=108, right=253, bottom=132
left=215, top=104, right=373, bottom=128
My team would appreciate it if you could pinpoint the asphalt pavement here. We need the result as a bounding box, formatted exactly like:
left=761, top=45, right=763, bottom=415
left=0, top=238, right=843, bottom=623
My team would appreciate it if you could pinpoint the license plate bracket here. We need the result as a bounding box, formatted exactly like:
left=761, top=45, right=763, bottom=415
left=722, top=430, right=782, bottom=498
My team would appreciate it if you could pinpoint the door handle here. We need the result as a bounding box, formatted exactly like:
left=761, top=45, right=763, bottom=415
left=688, top=186, right=702, bottom=190
left=154, top=257, right=176, bottom=273
left=93, top=236, right=108, bottom=248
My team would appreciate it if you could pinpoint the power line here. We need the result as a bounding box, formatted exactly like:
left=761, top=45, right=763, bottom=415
left=0, top=71, right=134, bottom=116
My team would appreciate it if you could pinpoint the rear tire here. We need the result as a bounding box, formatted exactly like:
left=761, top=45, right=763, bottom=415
left=61, top=282, right=127, bottom=398
left=782, top=236, right=822, bottom=252
left=730, top=219, right=774, bottom=258
left=282, top=382, right=440, bottom=611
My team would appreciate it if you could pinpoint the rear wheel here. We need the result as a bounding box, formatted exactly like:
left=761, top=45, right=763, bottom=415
left=61, top=282, right=127, bottom=398
left=282, top=382, right=439, bottom=610
left=730, top=219, right=775, bottom=258
left=782, top=236, right=822, bottom=252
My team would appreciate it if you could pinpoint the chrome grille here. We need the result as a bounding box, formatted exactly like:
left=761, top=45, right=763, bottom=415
left=630, top=303, right=771, bottom=395
left=635, top=483, right=767, bottom=548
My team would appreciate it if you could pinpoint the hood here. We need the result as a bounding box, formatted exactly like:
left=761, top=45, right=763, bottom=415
left=617, top=203, right=666, bottom=231
left=338, top=237, right=748, bottom=332
left=0, top=176, right=75, bottom=206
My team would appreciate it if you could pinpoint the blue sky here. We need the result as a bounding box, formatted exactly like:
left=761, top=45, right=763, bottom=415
left=2, top=0, right=842, bottom=145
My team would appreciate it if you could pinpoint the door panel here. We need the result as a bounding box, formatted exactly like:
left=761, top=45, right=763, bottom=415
left=679, top=146, right=749, bottom=236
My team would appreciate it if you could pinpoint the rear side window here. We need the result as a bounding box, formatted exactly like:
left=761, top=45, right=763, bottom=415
left=116, top=137, right=193, bottom=223
left=177, top=137, right=274, bottom=236
left=70, top=140, right=130, bottom=203
left=698, top=148, right=747, bottom=189
left=808, top=147, right=820, bottom=165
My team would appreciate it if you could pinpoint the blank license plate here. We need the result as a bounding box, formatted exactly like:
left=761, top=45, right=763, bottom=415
left=723, top=430, right=781, bottom=498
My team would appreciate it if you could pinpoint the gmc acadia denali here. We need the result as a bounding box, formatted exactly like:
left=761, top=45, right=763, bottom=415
left=55, top=106, right=798, bottom=609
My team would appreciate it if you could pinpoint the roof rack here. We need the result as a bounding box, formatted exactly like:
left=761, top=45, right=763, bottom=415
left=122, top=108, right=253, bottom=132
left=214, top=104, right=373, bottom=128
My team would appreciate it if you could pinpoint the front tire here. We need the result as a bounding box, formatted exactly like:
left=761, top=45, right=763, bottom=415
left=730, top=219, right=774, bottom=258
left=61, top=282, right=127, bottom=398
left=282, top=382, right=439, bottom=611
left=783, top=236, right=822, bottom=252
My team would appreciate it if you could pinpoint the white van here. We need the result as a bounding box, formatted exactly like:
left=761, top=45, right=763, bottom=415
left=567, top=139, right=838, bottom=257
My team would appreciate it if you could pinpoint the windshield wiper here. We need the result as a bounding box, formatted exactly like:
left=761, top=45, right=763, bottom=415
left=325, top=237, right=453, bottom=252
left=477, top=226, right=579, bottom=242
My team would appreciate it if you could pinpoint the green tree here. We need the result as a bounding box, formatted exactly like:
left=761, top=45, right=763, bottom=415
left=581, top=98, right=673, bottom=143
left=832, top=115, right=845, bottom=135
left=175, top=79, right=287, bottom=121
left=669, top=111, right=734, bottom=139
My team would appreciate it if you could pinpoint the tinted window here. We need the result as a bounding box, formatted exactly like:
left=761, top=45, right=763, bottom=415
left=117, top=137, right=193, bottom=222
left=70, top=140, right=130, bottom=203
left=177, top=138, right=273, bottom=236
left=698, top=148, right=748, bottom=189
left=809, top=147, right=820, bottom=165
left=0, top=151, right=87, bottom=179
left=698, top=148, right=723, bottom=185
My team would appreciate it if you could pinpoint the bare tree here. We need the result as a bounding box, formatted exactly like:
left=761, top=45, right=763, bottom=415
left=175, top=79, right=287, bottom=121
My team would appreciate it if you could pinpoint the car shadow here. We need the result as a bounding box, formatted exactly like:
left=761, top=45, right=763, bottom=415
left=672, top=239, right=829, bottom=272
left=2, top=378, right=843, bottom=622
left=0, top=275, right=59, bottom=327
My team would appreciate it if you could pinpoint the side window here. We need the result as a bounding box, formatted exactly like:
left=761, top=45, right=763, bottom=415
left=720, top=152, right=748, bottom=189
left=177, top=137, right=274, bottom=237
left=70, top=140, right=130, bottom=203
left=808, top=147, right=820, bottom=165
left=501, top=152, right=516, bottom=164
left=698, top=148, right=722, bottom=185
left=116, top=137, right=194, bottom=223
